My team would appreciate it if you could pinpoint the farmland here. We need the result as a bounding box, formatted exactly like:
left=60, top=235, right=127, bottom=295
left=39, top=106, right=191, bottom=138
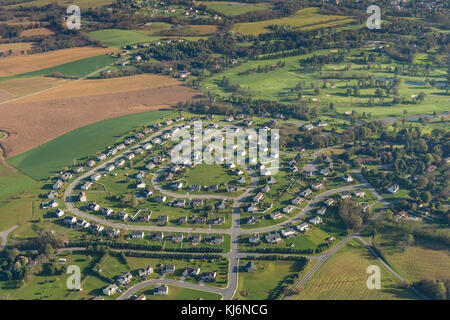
left=0, top=74, right=200, bottom=158
left=0, top=47, right=116, bottom=78
left=8, top=109, right=174, bottom=180
left=5, top=0, right=115, bottom=9
left=232, top=7, right=356, bottom=35
left=292, top=240, right=419, bottom=300
left=0, top=42, right=34, bottom=56
left=88, top=29, right=159, bottom=48
left=0, top=77, right=70, bottom=98
left=200, top=1, right=272, bottom=16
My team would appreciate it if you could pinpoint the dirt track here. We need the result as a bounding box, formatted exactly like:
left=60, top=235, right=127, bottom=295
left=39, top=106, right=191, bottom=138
left=0, top=84, right=201, bottom=157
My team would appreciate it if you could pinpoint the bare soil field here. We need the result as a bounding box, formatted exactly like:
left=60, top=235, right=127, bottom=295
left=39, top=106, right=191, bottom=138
left=0, top=76, right=70, bottom=98
left=19, top=27, right=55, bottom=38
left=0, top=90, right=15, bottom=103
left=10, top=74, right=180, bottom=103
left=0, top=75, right=201, bottom=156
left=0, top=47, right=116, bottom=77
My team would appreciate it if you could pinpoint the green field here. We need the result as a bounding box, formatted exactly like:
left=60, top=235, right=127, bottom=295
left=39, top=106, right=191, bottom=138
left=293, top=240, right=419, bottom=300
left=136, top=285, right=222, bottom=300
left=88, top=29, right=160, bottom=48
left=182, top=163, right=236, bottom=187
left=200, top=1, right=271, bottom=16
left=6, top=0, right=114, bottom=9
left=232, top=7, right=355, bottom=35
left=200, top=48, right=450, bottom=118
left=235, top=260, right=298, bottom=300
left=0, top=54, right=116, bottom=83
left=9, top=110, right=173, bottom=180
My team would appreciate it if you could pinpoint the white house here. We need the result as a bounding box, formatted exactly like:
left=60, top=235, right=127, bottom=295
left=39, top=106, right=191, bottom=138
left=281, top=228, right=297, bottom=238
left=343, top=174, right=354, bottom=183
left=296, top=222, right=310, bottom=232
left=388, top=184, right=400, bottom=194
left=309, top=216, right=323, bottom=225
left=103, top=284, right=118, bottom=296
left=283, top=205, right=296, bottom=214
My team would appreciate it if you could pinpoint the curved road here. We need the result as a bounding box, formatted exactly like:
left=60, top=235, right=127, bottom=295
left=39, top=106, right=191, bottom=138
left=62, top=121, right=399, bottom=300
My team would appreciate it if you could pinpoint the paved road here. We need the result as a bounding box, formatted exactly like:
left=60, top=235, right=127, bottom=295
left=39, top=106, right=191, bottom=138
left=62, top=121, right=404, bottom=300
left=118, top=279, right=225, bottom=300
left=0, top=225, right=18, bottom=251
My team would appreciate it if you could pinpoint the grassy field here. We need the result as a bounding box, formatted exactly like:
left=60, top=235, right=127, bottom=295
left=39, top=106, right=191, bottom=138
left=0, top=253, right=94, bottom=300
left=0, top=42, right=34, bottom=56
left=6, top=0, right=114, bottom=9
left=232, top=7, right=355, bottom=35
left=293, top=240, right=419, bottom=300
left=200, top=1, right=271, bottom=16
left=200, top=48, right=450, bottom=117
left=182, top=164, right=236, bottom=187
left=8, top=110, right=173, bottom=180
left=0, top=47, right=115, bottom=78
left=88, top=29, right=160, bottom=48
left=374, top=233, right=450, bottom=283
left=136, top=285, right=222, bottom=300
left=235, top=260, right=298, bottom=300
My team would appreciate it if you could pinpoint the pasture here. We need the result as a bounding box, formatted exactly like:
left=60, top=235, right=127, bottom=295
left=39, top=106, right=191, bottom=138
left=0, top=42, right=34, bottom=56
left=8, top=110, right=173, bottom=180
left=232, top=7, right=355, bottom=35
left=293, top=240, right=419, bottom=300
left=88, top=29, right=159, bottom=48
left=200, top=1, right=272, bottom=16
left=235, top=260, right=297, bottom=300
left=6, top=0, right=114, bottom=9
left=0, top=77, right=70, bottom=98
left=0, top=47, right=116, bottom=78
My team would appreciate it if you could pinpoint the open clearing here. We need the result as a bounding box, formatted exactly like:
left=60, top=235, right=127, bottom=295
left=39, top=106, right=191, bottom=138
left=0, top=42, right=34, bottom=56
left=0, top=77, right=70, bottom=98
left=200, top=1, right=272, bottom=16
left=6, top=109, right=175, bottom=181
left=88, top=29, right=159, bottom=48
left=0, top=47, right=116, bottom=77
left=232, top=7, right=355, bottom=35
left=137, top=285, right=222, bottom=300
left=293, top=240, right=419, bottom=300
left=5, top=0, right=114, bottom=9
left=19, top=27, right=54, bottom=38
left=0, top=74, right=201, bottom=159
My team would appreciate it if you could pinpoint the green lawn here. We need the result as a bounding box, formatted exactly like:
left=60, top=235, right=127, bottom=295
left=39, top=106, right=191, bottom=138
left=235, top=260, right=297, bottom=300
left=182, top=163, right=236, bottom=187
left=8, top=110, right=173, bottom=180
left=200, top=1, right=271, bottom=16
left=88, top=29, right=160, bottom=48
left=136, top=285, right=222, bottom=300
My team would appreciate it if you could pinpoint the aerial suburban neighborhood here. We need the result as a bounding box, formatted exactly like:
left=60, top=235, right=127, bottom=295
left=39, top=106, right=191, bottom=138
left=0, top=0, right=448, bottom=309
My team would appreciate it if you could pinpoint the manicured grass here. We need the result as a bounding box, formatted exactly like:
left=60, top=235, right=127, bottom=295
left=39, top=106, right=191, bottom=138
left=0, top=253, right=94, bottom=300
left=136, top=285, right=222, bottom=300
left=8, top=110, right=173, bottom=180
left=0, top=54, right=116, bottom=82
left=232, top=7, right=355, bottom=35
left=292, top=239, right=419, bottom=300
left=88, top=29, right=160, bottom=48
left=235, top=260, right=296, bottom=300
left=182, top=163, right=236, bottom=187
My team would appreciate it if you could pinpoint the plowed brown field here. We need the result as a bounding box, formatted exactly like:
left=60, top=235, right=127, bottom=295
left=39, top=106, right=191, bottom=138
left=0, top=74, right=201, bottom=156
